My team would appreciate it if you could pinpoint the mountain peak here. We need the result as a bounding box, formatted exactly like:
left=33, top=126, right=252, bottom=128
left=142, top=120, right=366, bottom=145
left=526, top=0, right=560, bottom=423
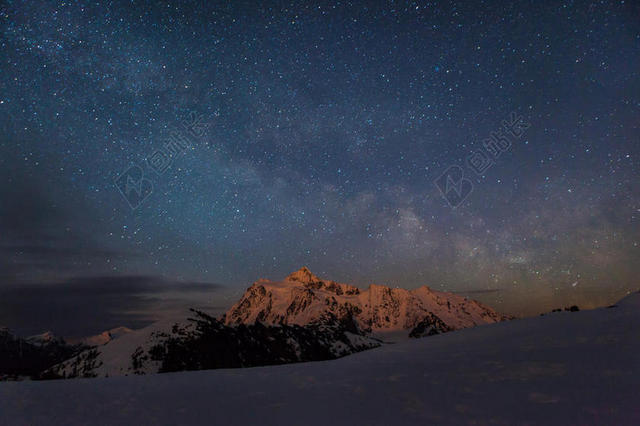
left=83, top=326, right=134, bottom=346
left=26, top=331, right=60, bottom=346
left=227, top=270, right=506, bottom=333
left=285, top=266, right=321, bottom=284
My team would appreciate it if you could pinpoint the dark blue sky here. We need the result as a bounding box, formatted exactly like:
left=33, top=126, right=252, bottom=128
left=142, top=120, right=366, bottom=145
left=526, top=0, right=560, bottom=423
left=0, top=0, right=638, bottom=334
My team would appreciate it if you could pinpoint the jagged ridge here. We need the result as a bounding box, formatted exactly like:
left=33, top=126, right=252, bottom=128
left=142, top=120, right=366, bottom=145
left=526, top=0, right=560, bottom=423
left=226, top=267, right=508, bottom=337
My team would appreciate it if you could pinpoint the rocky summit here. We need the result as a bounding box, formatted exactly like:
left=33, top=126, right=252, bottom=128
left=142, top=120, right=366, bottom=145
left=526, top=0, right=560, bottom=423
left=225, top=267, right=508, bottom=337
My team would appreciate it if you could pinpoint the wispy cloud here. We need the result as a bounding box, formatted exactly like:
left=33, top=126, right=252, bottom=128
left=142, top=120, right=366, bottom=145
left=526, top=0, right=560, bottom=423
left=0, top=275, right=223, bottom=339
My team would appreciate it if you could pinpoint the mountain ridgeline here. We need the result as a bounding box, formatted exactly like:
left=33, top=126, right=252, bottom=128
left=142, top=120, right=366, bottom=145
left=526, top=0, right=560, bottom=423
left=0, top=328, right=86, bottom=380
left=46, top=268, right=509, bottom=379
left=225, top=267, right=507, bottom=335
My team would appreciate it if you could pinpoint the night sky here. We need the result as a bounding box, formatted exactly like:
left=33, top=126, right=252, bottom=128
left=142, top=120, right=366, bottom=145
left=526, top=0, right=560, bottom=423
left=0, top=0, right=638, bottom=336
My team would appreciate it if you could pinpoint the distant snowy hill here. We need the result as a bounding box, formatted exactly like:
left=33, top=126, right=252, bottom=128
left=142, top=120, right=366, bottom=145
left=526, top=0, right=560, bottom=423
left=25, top=331, right=62, bottom=347
left=82, top=326, right=134, bottom=346
left=47, top=309, right=380, bottom=378
left=46, top=268, right=508, bottom=378
left=0, top=329, right=84, bottom=380
left=3, top=292, right=638, bottom=425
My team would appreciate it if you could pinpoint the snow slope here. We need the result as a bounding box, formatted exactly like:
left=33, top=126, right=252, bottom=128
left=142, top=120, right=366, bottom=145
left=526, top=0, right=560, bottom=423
left=48, top=314, right=194, bottom=378
left=2, top=292, right=638, bottom=425
left=46, top=309, right=381, bottom=378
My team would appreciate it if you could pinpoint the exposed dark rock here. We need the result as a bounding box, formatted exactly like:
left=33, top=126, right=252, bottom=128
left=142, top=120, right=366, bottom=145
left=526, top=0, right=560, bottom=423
left=409, top=313, right=451, bottom=338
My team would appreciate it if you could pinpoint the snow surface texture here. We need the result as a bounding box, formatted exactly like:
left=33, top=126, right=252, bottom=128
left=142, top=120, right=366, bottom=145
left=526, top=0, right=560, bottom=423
left=1, top=292, right=638, bottom=425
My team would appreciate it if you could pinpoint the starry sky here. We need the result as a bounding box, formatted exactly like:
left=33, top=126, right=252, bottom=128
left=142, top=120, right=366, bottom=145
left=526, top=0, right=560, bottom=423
left=0, top=0, right=638, bottom=336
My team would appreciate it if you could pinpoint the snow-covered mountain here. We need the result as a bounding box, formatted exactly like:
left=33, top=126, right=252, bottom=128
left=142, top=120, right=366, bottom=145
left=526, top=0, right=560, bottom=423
left=46, top=309, right=381, bottom=378
left=48, top=316, right=186, bottom=378
left=82, top=326, right=134, bottom=346
left=46, top=268, right=508, bottom=379
left=25, top=331, right=63, bottom=347
left=225, top=267, right=508, bottom=337
left=0, top=328, right=84, bottom=380
left=5, top=292, right=639, bottom=425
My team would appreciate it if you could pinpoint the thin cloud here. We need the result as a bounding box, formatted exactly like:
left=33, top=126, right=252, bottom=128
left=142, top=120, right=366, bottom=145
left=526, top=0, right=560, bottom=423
left=0, top=275, right=223, bottom=339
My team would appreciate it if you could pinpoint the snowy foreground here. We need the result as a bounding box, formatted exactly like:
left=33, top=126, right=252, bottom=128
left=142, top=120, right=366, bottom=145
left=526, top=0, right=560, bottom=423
left=1, top=293, right=639, bottom=425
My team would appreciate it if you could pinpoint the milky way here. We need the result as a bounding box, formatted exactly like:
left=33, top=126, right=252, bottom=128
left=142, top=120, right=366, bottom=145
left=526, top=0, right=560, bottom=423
left=0, top=0, right=638, bottom=329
